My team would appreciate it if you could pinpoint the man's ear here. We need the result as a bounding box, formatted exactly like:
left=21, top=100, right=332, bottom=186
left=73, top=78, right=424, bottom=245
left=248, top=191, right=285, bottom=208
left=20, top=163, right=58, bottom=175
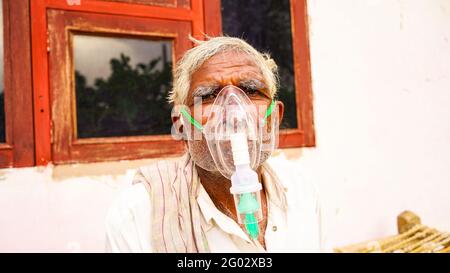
left=171, top=114, right=180, bottom=125
left=171, top=105, right=187, bottom=141
left=276, top=100, right=284, bottom=125
left=172, top=115, right=184, bottom=134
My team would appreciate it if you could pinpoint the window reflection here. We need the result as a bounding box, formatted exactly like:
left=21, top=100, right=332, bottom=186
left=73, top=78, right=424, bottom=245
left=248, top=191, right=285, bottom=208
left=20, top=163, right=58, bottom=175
left=221, top=0, right=297, bottom=129
left=73, top=34, right=173, bottom=138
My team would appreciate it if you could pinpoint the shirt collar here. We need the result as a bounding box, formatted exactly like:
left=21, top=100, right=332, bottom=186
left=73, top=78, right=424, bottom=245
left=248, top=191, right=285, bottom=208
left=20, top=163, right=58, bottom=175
left=195, top=160, right=289, bottom=243
left=196, top=184, right=253, bottom=243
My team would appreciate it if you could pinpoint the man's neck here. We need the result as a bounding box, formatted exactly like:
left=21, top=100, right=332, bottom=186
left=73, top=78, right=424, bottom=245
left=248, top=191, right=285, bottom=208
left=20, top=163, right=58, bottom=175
left=196, top=166, right=237, bottom=220
left=195, top=166, right=265, bottom=220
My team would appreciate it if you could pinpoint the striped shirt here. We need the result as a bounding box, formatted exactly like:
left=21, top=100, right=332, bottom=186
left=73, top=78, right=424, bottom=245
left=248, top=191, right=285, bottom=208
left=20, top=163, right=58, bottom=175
left=105, top=153, right=324, bottom=252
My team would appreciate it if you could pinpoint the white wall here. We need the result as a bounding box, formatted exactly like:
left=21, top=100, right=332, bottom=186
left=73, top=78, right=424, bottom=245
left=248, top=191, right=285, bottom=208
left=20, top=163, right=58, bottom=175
left=305, top=0, right=450, bottom=249
left=0, top=0, right=449, bottom=252
left=0, top=162, right=135, bottom=252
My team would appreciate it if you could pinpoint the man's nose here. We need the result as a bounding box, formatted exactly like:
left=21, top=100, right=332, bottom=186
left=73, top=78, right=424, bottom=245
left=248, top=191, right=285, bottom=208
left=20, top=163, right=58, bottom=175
left=220, top=85, right=240, bottom=97
left=220, top=86, right=243, bottom=106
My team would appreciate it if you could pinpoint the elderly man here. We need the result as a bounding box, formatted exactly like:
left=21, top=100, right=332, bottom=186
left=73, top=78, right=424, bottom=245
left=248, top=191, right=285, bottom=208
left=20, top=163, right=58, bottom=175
left=105, top=36, right=323, bottom=253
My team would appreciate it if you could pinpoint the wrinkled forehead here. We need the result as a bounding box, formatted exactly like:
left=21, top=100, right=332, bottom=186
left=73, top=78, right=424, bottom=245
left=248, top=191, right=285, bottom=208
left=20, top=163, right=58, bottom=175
left=197, top=50, right=256, bottom=68
left=193, top=51, right=263, bottom=80
left=187, top=51, right=268, bottom=105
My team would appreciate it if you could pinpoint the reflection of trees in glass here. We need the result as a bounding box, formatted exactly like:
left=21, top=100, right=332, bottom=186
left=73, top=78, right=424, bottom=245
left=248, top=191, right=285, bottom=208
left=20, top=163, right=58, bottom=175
left=222, top=0, right=297, bottom=129
left=0, top=91, right=4, bottom=142
left=76, top=53, right=173, bottom=138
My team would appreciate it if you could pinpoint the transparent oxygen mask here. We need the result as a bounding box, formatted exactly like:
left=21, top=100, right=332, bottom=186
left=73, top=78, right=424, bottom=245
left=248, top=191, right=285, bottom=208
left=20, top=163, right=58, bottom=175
left=179, top=85, right=280, bottom=240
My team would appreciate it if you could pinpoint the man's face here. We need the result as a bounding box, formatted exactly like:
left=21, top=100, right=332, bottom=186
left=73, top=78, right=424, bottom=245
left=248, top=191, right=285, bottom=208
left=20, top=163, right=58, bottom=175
left=180, top=51, right=283, bottom=174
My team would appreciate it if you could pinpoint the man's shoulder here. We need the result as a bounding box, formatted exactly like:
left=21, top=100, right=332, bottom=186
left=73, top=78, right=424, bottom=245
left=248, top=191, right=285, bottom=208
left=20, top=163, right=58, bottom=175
left=106, top=153, right=188, bottom=229
left=133, top=154, right=188, bottom=183
left=113, top=182, right=149, bottom=209
left=105, top=181, right=153, bottom=252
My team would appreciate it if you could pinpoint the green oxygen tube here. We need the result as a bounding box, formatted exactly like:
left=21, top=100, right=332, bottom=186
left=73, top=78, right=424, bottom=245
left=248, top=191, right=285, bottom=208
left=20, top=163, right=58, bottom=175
left=229, top=133, right=263, bottom=240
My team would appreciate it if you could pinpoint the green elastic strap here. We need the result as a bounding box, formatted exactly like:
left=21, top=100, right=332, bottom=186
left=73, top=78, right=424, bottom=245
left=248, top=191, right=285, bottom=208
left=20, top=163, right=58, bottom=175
left=261, top=100, right=276, bottom=126
left=181, top=100, right=276, bottom=130
left=180, top=107, right=203, bottom=131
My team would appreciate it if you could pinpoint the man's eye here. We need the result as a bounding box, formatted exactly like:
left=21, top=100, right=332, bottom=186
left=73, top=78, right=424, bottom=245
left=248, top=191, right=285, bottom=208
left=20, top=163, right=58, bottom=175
left=241, top=86, right=259, bottom=96
left=201, top=89, right=219, bottom=101
left=201, top=93, right=217, bottom=101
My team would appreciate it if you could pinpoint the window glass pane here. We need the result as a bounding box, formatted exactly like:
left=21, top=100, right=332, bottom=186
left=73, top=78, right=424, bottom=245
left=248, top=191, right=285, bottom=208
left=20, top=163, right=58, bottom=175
left=0, top=3, right=5, bottom=142
left=73, top=34, right=173, bottom=138
left=221, top=0, right=297, bottom=129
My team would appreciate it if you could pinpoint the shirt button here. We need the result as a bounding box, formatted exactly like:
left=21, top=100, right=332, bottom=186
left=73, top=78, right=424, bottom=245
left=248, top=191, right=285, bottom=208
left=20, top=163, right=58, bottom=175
left=272, top=225, right=278, bottom=232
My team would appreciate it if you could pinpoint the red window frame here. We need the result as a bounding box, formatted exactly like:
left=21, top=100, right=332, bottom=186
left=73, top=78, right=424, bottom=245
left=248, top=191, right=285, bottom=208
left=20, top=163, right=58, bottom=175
left=0, top=0, right=35, bottom=168
left=48, top=10, right=192, bottom=164
left=31, top=0, right=205, bottom=165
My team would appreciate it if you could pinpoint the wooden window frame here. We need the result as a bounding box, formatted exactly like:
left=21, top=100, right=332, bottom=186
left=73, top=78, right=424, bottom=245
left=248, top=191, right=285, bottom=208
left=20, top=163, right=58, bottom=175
left=48, top=9, right=191, bottom=164
left=0, top=0, right=35, bottom=168
left=31, top=0, right=205, bottom=165
left=204, top=0, right=316, bottom=148
left=96, top=0, right=191, bottom=9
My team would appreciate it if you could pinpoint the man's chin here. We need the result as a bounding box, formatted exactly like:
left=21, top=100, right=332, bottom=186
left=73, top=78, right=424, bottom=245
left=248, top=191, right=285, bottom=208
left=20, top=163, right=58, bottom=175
left=192, top=156, right=271, bottom=179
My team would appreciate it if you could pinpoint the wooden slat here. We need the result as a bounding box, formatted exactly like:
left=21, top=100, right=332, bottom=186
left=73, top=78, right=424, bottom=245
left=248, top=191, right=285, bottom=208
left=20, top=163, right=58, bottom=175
left=46, top=0, right=194, bottom=21
left=67, top=139, right=186, bottom=164
left=291, top=0, right=316, bottom=147
left=190, top=0, right=204, bottom=40
left=81, top=0, right=191, bottom=9
left=95, top=0, right=177, bottom=8
left=279, top=130, right=305, bottom=148
left=203, top=0, right=221, bottom=37
left=31, top=0, right=53, bottom=165
left=9, top=0, right=35, bottom=167
left=0, top=0, right=35, bottom=168
left=0, top=0, right=13, bottom=168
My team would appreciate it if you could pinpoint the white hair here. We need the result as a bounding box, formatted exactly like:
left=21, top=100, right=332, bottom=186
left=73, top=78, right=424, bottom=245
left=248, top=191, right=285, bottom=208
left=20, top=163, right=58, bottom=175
left=168, top=36, right=279, bottom=105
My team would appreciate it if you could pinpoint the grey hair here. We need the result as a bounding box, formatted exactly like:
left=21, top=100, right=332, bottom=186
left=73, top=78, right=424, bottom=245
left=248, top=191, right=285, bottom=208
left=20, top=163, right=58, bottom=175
left=168, top=36, right=279, bottom=105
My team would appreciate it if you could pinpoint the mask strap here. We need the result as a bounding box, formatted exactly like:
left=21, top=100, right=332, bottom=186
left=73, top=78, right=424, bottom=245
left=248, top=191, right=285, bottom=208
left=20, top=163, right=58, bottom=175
left=180, top=107, right=204, bottom=131
left=261, top=100, right=276, bottom=126
left=180, top=100, right=276, bottom=130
